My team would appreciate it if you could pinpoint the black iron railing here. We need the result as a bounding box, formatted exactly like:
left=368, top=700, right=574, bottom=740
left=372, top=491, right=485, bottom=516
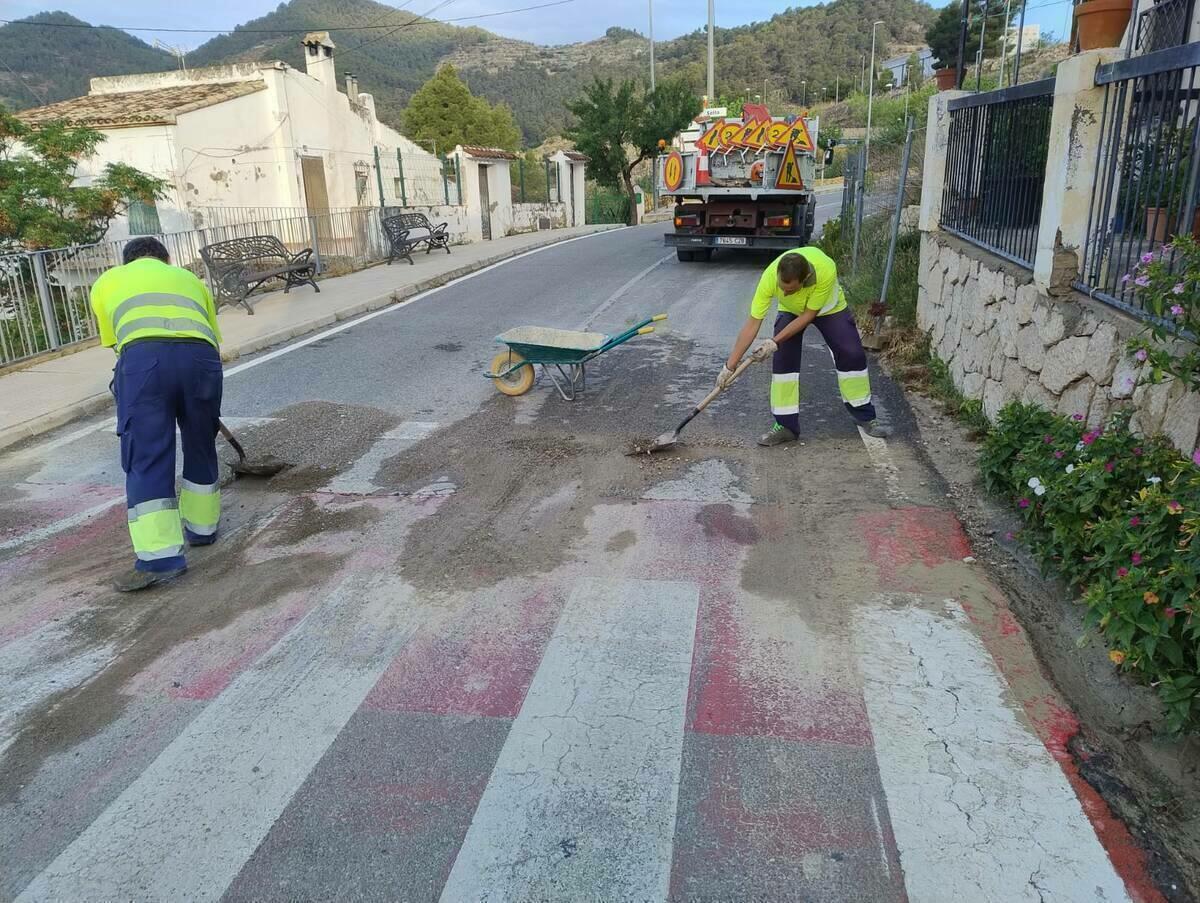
left=1077, top=42, right=1200, bottom=317
left=940, top=79, right=1055, bottom=269
left=1136, top=0, right=1194, bottom=54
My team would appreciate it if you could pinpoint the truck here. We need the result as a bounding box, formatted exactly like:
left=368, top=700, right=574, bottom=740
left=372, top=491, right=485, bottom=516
left=657, top=104, right=827, bottom=262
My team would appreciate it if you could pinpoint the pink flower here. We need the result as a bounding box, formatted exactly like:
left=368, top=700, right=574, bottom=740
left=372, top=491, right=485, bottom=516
left=1117, top=567, right=1129, bottom=578
left=1121, top=273, right=1132, bottom=284
left=1141, top=252, right=1155, bottom=264
left=1171, top=304, right=1185, bottom=316
left=1131, top=552, right=1143, bottom=565
left=1018, top=498, right=1030, bottom=509
left=1072, top=413, right=1085, bottom=421
left=1193, top=448, right=1200, bottom=467
left=1135, top=349, right=1148, bottom=362
left=1044, top=434, right=1054, bottom=443
left=1133, top=447, right=1143, bottom=456
left=1054, top=450, right=1065, bottom=459
left=1173, top=283, right=1186, bottom=295
left=1167, top=500, right=1183, bottom=514
left=1165, top=608, right=1178, bottom=618
left=1130, top=516, right=1141, bottom=527
left=1082, top=431, right=1099, bottom=445
left=1135, top=275, right=1151, bottom=288
left=1005, top=531, right=1015, bottom=541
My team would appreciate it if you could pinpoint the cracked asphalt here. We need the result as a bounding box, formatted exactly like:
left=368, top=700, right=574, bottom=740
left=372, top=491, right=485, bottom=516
left=0, top=223, right=1168, bottom=901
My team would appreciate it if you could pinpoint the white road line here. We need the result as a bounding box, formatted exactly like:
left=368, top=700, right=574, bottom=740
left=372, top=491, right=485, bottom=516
left=856, top=598, right=1131, bottom=903
left=323, top=420, right=438, bottom=495
left=579, top=252, right=675, bottom=331
left=0, top=497, right=123, bottom=553
left=16, top=565, right=429, bottom=903
left=869, top=795, right=891, bottom=879
left=13, top=229, right=624, bottom=460
left=439, top=577, right=699, bottom=903
left=857, top=426, right=906, bottom=502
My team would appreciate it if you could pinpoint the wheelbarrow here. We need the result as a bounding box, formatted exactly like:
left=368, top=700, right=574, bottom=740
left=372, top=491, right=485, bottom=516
left=486, top=315, right=667, bottom=401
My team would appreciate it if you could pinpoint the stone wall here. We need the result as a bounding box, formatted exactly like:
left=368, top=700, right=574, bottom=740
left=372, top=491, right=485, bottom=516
left=917, top=231, right=1200, bottom=454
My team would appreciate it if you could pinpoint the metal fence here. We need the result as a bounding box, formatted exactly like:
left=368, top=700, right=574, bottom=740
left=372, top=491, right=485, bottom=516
left=939, top=78, right=1055, bottom=269
left=1076, top=44, right=1200, bottom=317
left=509, top=158, right=554, bottom=204
left=840, top=126, right=926, bottom=270
left=374, top=150, right=462, bottom=207
left=1136, top=0, right=1194, bottom=54
left=0, top=207, right=394, bottom=366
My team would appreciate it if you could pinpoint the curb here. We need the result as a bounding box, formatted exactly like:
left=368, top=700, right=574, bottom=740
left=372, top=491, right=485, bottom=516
left=0, top=225, right=624, bottom=453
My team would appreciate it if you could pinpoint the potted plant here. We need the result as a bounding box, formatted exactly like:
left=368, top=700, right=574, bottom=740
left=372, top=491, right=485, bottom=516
left=1075, top=0, right=1133, bottom=50
left=926, top=3, right=963, bottom=90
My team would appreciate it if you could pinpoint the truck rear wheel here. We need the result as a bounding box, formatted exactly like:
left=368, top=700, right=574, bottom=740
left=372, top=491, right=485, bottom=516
left=676, top=249, right=696, bottom=262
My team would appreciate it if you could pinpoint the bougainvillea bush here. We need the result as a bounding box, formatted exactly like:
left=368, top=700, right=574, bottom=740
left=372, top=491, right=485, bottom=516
left=982, top=403, right=1200, bottom=732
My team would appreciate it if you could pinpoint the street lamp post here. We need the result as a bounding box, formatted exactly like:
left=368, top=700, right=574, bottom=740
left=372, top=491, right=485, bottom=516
left=648, top=0, right=655, bottom=90
left=707, top=0, right=715, bottom=102
left=860, top=54, right=866, bottom=93
left=866, top=20, right=884, bottom=169
left=835, top=74, right=839, bottom=103
left=801, top=80, right=807, bottom=106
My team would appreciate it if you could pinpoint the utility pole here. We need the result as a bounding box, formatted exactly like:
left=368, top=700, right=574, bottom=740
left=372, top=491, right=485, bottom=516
left=835, top=74, right=840, bottom=103
left=648, top=0, right=655, bottom=90
left=999, top=0, right=1012, bottom=86
left=707, top=0, right=715, bottom=102
left=866, top=20, right=884, bottom=169
left=1013, top=0, right=1028, bottom=84
left=976, top=0, right=988, bottom=92
left=801, top=80, right=807, bottom=106
left=955, top=0, right=970, bottom=89
left=860, top=54, right=866, bottom=93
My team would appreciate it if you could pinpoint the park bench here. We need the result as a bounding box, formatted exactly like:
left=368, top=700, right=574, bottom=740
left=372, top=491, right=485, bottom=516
left=199, top=235, right=319, bottom=314
left=381, top=212, right=452, bottom=266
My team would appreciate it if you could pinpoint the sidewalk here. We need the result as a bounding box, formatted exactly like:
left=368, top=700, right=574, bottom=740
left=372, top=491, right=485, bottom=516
left=0, top=224, right=622, bottom=452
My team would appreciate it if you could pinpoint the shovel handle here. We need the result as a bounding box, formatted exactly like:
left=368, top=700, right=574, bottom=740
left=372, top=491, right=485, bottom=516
left=693, top=355, right=757, bottom=416
left=217, top=419, right=247, bottom=462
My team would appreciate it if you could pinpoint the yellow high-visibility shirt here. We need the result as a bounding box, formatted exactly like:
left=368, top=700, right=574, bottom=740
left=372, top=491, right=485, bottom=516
left=89, top=258, right=221, bottom=352
left=749, top=246, right=847, bottom=320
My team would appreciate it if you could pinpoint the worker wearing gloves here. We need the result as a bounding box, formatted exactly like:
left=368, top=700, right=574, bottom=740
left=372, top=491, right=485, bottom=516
left=90, top=238, right=224, bottom=592
left=719, top=246, right=891, bottom=446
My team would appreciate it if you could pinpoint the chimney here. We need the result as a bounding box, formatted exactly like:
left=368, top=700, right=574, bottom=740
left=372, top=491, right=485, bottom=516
left=344, top=72, right=357, bottom=99
left=301, top=31, right=337, bottom=91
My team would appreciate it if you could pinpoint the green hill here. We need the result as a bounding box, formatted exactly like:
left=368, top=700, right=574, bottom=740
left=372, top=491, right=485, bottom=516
left=0, top=11, right=175, bottom=111
left=1, top=0, right=937, bottom=144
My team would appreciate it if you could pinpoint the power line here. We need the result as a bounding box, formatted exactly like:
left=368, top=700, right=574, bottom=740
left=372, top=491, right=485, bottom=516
left=333, top=0, right=456, bottom=65
left=0, top=56, right=46, bottom=105
left=0, top=1, right=580, bottom=36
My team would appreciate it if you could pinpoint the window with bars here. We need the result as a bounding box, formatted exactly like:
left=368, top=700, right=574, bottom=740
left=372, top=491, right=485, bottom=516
left=127, top=200, right=162, bottom=236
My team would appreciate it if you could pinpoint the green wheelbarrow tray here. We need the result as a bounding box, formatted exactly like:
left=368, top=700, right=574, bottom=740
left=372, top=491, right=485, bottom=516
left=486, top=314, right=667, bottom=401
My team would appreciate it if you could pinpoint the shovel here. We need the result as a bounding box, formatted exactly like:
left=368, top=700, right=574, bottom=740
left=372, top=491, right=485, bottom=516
left=218, top=420, right=289, bottom=478
left=646, top=355, right=758, bottom=454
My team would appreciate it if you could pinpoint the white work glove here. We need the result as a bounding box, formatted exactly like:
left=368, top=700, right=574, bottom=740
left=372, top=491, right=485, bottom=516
left=715, top=365, right=735, bottom=389
left=749, top=338, right=778, bottom=363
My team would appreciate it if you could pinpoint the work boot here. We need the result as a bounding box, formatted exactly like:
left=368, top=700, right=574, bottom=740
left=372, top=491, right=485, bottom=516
left=757, top=423, right=798, bottom=447
left=112, top=566, right=186, bottom=593
left=862, top=420, right=894, bottom=439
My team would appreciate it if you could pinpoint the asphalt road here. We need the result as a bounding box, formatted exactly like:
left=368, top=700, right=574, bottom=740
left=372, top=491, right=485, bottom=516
left=0, top=222, right=1156, bottom=901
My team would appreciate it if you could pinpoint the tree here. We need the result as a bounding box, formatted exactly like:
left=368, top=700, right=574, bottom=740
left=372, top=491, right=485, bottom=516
left=926, top=3, right=963, bottom=69
left=926, top=0, right=1015, bottom=71
left=568, top=77, right=697, bottom=226
left=907, top=52, right=925, bottom=88
left=402, top=65, right=521, bottom=154
left=0, top=111, right=165, bottom=250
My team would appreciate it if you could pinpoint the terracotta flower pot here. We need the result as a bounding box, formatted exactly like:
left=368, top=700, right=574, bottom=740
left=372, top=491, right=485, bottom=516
left=934, top=67, right=960, bottom=90
left=1074, top=0, right=1133, bottom=50
left=1145, top=206, right=1173, bottom=243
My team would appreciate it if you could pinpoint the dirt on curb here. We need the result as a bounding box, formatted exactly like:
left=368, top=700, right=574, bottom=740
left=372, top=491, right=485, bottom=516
left=901, top=384, right=1200, bottom=901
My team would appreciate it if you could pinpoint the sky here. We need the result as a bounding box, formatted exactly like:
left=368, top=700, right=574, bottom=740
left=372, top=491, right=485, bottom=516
left=6, top=0, right=1072, bottom=51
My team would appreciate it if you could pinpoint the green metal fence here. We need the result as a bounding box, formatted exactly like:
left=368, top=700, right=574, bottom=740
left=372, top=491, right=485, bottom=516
left=587, top=189, right=631, bottom=225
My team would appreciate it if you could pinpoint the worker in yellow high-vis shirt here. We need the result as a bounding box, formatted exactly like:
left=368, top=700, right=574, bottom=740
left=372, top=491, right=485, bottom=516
left=90, top=238, right=223, bottom=592
left=719, top=246, right=891, bottom=446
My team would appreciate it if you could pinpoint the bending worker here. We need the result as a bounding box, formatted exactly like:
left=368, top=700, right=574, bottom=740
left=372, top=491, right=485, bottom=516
left=719, top=245, right=891, bottom=445
left=89, top=238, right=224, bottom=592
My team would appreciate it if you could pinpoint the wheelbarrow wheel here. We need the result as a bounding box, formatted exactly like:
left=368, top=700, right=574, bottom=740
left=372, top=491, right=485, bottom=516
left=490, top=349, right=535, bottom=396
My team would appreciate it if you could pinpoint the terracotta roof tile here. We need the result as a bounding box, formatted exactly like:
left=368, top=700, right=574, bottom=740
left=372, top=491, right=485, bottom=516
left=16, top=81, right=266, bottom=129
left=462, top=146, right=518, bottom=160
left=563, top=151, right=589, bottom=162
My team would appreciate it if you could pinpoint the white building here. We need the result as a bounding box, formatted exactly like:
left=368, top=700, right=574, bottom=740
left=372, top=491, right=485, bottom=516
left=16, top=32, right=444, bottom=237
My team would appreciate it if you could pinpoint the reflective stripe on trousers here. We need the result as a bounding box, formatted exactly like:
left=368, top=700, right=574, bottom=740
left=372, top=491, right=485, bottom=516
left=180, top=479, right=221, bottom=537
left=128, top=498, right=185, bottom=562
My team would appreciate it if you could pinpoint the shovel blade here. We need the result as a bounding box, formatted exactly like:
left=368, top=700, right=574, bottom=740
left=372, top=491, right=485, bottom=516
left=646, top=430, right=678, bottom=453
left=231, top=455, right=288, bottom=478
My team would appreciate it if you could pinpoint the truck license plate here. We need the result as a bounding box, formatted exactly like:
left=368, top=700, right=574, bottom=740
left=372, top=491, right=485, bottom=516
left=715, top=236, right=748, bottom=246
